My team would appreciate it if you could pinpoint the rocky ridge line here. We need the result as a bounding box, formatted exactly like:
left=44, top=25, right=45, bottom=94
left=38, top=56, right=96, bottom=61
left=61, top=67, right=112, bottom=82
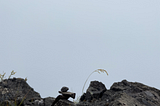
left=1, top=78, right=160, bottom=106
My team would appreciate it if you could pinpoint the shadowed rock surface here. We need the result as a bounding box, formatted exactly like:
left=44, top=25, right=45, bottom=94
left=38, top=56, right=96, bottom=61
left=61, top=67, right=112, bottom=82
left=0, top=78, right=75, bottom=106
left=51, top=86, right=76, bottom=106
left=0, top=78, right=41, bottom=101
left=80, top=81, right=107, bottom=102
left=77, top=80, right=160, bottom=106
left=1, top=78, right=160, bottom=106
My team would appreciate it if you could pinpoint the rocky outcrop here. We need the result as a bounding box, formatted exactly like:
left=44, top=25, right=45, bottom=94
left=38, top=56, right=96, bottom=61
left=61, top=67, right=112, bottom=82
left=80, top=81, right=107, bottom=102
left=0, top=78, right=74, bottom=106
left=1, top=78, right=160, bottom=106
left=0, top=78, right=41, bottom=100
left=77, top=80, right=160, bottom=106
left=0, top=78, right=42, bottom=106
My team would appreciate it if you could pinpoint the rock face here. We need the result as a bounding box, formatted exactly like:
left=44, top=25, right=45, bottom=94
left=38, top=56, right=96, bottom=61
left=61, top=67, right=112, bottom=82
left=0, top=78, right=40, bottom=100
left=0, top=78, right=74, bottom=106
left=1, top=78, right=160, bottom=106
left=80, top=81, right=107, bottom=102
left=0, top=78, right=42, bottom=106
left=77, top=80, right=160, bottom=106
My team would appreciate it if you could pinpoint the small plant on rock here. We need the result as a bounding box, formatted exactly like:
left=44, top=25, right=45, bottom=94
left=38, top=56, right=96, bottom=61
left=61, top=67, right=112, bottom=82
left=0, top=72, right=6, bottom=82
left=0, top=70, right=16, bottom=82
left=0, top=70, right=29, bottom=106
left=9, top=70, right=16, bottom=79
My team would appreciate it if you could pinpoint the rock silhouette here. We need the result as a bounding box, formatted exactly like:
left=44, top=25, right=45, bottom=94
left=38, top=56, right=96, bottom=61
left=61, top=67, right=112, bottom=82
left=1, top=78, right=160, bottom=106
left=77, top=80, right=160, bottom=106
left=51, top=86, right=76, bottom=106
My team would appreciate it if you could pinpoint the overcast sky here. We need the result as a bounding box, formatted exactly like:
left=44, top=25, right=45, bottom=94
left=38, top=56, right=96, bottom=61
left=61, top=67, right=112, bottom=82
left=0, top=1, right=160, bottom=99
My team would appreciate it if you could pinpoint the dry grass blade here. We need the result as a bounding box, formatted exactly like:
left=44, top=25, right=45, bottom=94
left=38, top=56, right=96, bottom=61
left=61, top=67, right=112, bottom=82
left=82, top=69, right=108, bottom=94
left=9, top=70, right=16, bottom=79
left=18, top=88, right=32, bottom=106
left=95, top=69, right=109, bottom=75
left=24, top=77, right=27, bottom=82
left=0, top=73, right=6, bottom=82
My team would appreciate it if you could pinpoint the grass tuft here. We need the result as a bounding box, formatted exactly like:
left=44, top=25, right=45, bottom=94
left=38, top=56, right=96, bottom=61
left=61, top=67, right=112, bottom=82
left=0, top=72, right=6, bottom=82
left=0, top=70, right=16, bottom=82
left=9, top=70, right=16, bottom=79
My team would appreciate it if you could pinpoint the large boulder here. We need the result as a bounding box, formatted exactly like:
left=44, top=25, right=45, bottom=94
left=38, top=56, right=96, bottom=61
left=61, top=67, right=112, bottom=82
left=0, top=78, right=41, bottom=100
left=80, top=81, right=107, bottom=102
left=0, top=78, right=41, bottom=106
left=106, top=79, right=160, bottom=106
left=78, top=80, right=160, bottom=106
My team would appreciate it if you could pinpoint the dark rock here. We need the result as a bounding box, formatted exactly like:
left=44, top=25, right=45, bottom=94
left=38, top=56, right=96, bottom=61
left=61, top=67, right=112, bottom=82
left=0, top=78, right=41, bottom=106
left=80, top=81, right=106, bottom=102
left=44, top=97, right=75, bottom=106
left=1, top=78, right=160, bottom=106
left=44, top=97, right=55, bottom=106
left=54, top=99, right=75, bottom=106
left=0, top=78, right=76, bottom=106
left=61, top=87, right=69, bottom=92
left=78, top=80, right=160, bottom=106
left=51, top=87, right=76, bottom=106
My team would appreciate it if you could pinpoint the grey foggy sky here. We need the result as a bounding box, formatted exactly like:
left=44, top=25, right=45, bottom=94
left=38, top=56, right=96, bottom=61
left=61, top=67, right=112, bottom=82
left=0, top=1, right=160, bottom=98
